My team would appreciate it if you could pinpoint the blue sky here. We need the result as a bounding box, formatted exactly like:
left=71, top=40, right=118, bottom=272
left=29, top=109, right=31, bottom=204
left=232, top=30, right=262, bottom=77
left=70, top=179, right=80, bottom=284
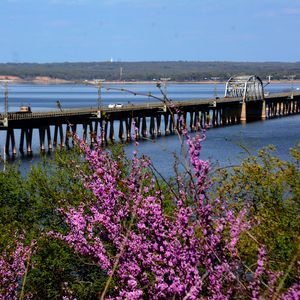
left=0, top=0, right=299, bottom=63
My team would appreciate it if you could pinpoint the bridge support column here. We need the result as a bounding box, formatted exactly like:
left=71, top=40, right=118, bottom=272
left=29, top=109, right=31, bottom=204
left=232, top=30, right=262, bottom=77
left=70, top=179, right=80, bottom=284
left=164, top=114, right=169, bottom=135
left=206, top=111, right=211, bottom=128
left=261, top=100, right=266, bottom=120
left=218, top=109, right=223, bottom=126
left=119, top=120, right=125, bottom=141
left=169, top=115, right=174, bottom=134
left=26, top=128, right=33, bottom=156
left=82, top=124, right=88, bottom=144
left=269, top=103, right=273, bottom=118
left=5, top=129, right=16, bottom=157
left=150, top=116, right=156, bottom=137
left=142, top=117, right=148, bottom=137
left=47, top=126, right=52, bottom=152
left=175, top=114, right=180, bottom=133
left=125, top=117, right=132, bottom=141
left=212, top=109, right=216, bottom=127
left=240, top=102, right=247, bottom=124
left=194, top=111, right=199, bottom=130
left=39, top=128, right=46, bottom=153
left=234, top=106, right=239, bottom=124
left=71, top=124, right=77, bottom=146
left=189, top=112, right=194, bottom=131
left=65, top=125, right=71, bottom=148
left=93, top=121, right=98, bottom=137
left=156, top=115, right=161, bottom=136
left=109, top=120, right=115, bottom=142
left=89, top=123, right=96, bottom=146
left=19, top=129, right=25, bottom=154
left=59, top=125, right=64, bottom=149
left=180, top=112, right=187, bottom=133
left=103, top=121, right=108, bottom=144
left=54, top=125, right=58, bottom=148
left=133, top=117, right=140, bottom=140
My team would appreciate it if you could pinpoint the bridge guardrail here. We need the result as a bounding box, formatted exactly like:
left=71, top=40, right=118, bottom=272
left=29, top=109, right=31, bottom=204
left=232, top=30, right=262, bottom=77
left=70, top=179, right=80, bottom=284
left=1, top=92, right=298, bottom=122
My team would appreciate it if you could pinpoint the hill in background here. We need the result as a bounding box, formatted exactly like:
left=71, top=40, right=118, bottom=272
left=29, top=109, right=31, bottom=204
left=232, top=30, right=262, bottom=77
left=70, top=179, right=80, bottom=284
left=0, top=61, right=299, bottom=82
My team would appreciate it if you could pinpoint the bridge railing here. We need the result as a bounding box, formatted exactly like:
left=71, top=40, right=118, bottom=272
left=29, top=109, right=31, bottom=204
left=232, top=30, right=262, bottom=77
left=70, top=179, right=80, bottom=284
left=1, top=92, right=298, bottom=122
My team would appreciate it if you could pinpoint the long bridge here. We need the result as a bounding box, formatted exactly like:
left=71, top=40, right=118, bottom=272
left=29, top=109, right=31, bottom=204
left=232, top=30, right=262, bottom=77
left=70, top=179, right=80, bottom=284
left=0, top=76, right=299, bottom=157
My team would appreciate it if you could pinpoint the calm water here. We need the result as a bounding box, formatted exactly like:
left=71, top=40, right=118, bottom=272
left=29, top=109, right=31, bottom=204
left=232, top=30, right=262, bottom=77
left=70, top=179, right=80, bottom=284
left=1, top=82, right=297, bottom=111
left=0, top=83, right=299, bottom=176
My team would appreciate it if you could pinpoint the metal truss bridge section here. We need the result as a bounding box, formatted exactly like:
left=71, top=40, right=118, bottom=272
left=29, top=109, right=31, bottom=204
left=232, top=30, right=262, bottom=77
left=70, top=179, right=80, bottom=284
left=225, top=75, right=264, bottom=101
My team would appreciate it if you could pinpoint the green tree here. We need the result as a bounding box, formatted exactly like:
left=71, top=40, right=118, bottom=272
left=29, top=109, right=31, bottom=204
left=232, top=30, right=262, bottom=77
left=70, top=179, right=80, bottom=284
left=212, top=143, right=300, bottom=287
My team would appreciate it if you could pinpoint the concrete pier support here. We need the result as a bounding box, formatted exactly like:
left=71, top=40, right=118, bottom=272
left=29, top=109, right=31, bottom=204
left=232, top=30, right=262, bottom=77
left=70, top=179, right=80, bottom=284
left=125, top=117, right=132, bottom=140
left=65, top=124, right=71, bottom=148
left=156, top=115, right=161, bottom=136
left=26, top=128, right=33, bottom=156
left=189, top=111, right=195, bottom=131
left=82, top=124, right=88, bottom=144
left=164, top=114, right=170, bottom=135
left=5, top=128, right=16, bottom=157
left=150, top=116, right=156, bottom=137
left=240, top=102, right=247, bottom=124
left=19, top=129, right=25, bottom=154
left=118, top=120, right=125, bottom=141
left=261, top=100, right=266, bottom=120
left=39, top=128, right=46, bottom=152
left=54, top=125, right=59, bottom=148
left=47, top=126, right=52, bottom=151
left=103, top=121, right=108, bottom=143
left=133, top=117, right=140, bottom=140
left=89, top=123, right=96, bottom=146
left=59, top=125, right=64, bottom=149
left=205, top=111, right=210, bottom=128
left=212, top=109, right=216, bottom=127
left=142, top=117, right=148, bottom=137
left=109, top=120, right=115, bottom=142
left=169, top=115, right=174, bottom=134
left=193, top=111, right=199, bottom=130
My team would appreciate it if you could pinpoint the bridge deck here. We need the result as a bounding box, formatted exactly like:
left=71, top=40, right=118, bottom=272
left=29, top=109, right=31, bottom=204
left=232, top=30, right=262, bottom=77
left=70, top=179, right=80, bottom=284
left=0, top=92, right=299, bottom=123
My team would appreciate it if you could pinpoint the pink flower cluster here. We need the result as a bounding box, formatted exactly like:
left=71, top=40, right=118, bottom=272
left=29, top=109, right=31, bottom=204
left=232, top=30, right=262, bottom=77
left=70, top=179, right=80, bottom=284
left=0, top=234, right=34, bottom=300
left=49, top=133, right=299, bottom=299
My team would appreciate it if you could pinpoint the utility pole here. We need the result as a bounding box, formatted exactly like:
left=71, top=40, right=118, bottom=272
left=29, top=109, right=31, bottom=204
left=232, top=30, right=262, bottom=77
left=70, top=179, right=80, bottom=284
left=211, top=77, right=220, bottom=98
left=264, top=75, right=272, bottom=87
left=0, top=80, right=10, bottom=127
left=92, top=79, right=105, bottom=110
left=288, top=75, right=296, bottom=99
left=160, top=77, right=171, bottom=100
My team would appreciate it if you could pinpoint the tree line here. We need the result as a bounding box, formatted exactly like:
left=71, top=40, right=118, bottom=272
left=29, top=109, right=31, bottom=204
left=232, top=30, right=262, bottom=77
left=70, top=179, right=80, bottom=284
left=0, top=61, right=299, bottom=81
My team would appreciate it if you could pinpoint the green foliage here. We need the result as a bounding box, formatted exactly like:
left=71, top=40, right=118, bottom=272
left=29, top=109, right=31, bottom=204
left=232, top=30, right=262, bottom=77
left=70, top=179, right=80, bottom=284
left=0, top=61, right=299, bottom=81
left=0, top=148, right=106, bottom=298
left=1, top=142, right=299, bottom=297
left=28, top=239, right=106, bottom=299
left=212, top=143, right=300, bottom=286
left=0, top=164, right=40, bottom=247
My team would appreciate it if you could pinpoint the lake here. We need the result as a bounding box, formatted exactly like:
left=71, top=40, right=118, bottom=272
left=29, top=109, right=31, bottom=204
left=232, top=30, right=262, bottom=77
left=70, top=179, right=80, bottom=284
left=0, top=82, right=299, bottom=176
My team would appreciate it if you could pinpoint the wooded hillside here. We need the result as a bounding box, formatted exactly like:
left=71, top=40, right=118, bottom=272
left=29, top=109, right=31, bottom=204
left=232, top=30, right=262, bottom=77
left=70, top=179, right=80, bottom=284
left=0, top=61, right=299, bottom=81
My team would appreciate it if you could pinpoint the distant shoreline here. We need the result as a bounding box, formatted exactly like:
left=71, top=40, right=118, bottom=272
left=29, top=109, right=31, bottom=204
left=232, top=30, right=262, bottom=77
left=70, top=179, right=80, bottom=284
left=1, top=75, right=300, bottom=85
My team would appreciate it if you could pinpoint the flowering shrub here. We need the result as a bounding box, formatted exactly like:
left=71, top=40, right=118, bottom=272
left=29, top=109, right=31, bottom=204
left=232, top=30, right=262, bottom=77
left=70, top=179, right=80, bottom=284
left=46, top=131, right=300, bottom=299
left=0, top=234, right=35, bottom=300
left=0, top=132, right=299, bottom=299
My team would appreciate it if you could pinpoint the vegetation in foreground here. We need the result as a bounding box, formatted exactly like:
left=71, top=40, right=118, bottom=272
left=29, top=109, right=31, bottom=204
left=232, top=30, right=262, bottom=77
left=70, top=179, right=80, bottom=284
left=0, top=137, right=299, bottom=299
